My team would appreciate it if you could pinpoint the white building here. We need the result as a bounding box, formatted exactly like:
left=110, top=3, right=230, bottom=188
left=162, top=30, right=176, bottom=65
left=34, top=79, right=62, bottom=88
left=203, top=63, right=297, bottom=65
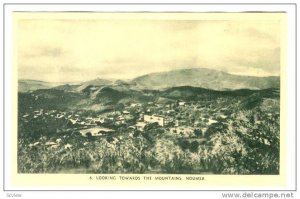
left=179, top=101, right=186, bottom=106
left=122, top=110, right=130, bottom=115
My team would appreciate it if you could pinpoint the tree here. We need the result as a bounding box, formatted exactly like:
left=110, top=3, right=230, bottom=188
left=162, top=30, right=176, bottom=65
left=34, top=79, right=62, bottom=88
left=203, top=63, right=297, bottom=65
left=178, top=140, right=189, bottom=151
left=194, top=129, right=202, bottom=137
left=190, top=141, right=199, bottom=153
left=144, top=122, right=160, bottom=131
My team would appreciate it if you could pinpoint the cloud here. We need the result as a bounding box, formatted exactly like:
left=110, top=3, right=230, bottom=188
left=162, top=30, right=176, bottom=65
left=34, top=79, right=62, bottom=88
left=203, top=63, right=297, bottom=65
left=16, top=15, right=282, bottom=82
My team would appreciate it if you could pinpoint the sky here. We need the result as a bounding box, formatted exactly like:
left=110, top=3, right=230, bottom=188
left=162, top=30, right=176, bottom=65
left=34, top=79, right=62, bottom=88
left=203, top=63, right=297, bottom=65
left=16, top=13, right=283, bottom=82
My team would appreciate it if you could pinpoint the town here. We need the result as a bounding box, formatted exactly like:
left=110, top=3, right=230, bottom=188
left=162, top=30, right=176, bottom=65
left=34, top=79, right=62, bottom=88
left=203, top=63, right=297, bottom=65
left=20, top=99, right=233, bottom=140
left=18, top=91, right=280, bottom=174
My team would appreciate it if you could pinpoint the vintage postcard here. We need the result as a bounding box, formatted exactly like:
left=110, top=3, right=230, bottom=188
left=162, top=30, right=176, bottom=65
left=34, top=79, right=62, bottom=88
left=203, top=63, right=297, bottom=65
left=7, top=10, right=292, bottom=190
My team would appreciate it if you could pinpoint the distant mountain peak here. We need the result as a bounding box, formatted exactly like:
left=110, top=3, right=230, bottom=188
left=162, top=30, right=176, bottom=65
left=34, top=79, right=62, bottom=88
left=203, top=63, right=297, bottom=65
left=131, top=68, right=279, bottom=91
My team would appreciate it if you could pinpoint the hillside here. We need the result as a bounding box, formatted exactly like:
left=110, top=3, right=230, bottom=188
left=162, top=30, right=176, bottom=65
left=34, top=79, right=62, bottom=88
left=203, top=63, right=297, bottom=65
left=18, top=83, right=279, bottom=114
left=75, top=78, right=113, bottom=92
left=18, top=80, right=64, bottom=93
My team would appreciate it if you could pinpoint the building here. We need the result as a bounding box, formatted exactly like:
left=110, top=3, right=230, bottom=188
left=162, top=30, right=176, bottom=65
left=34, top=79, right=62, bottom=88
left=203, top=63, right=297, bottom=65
left=179, top=101, right=186, bottom=106
left=122, top=110, right=130, bottom=115
left=144, top=114, right=165, bottom=126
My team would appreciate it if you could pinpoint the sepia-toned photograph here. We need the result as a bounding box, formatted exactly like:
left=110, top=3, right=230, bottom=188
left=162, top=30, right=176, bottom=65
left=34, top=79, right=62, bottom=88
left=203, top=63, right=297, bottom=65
left=16, top=12, right=281, bottom=175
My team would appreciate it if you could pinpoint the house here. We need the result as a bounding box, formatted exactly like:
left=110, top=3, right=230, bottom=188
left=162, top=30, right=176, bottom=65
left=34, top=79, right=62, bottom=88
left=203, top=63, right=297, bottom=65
left=80, top=127, right=114, bottom=137
left=179, top=101, right=186, bottom=106
left=69, top=118, right=78, bottom=124
left=144, top=114, right=165, bottom=126
left=56, top=114, right=64, bottom=119
left=135, top=122, right=147, bottom=131
left=94, top=117, right=105, bottom=124
left=170, top=127, right=195, bottom=137
left=130, top=103, right=141, bottom=107
left=34, top=109, right=43, bottom=116
left=116, top=116, right=125, bottom=125
left=175, top=119, right=187, bottom=127
left=23, top=114, right=29, bottom=118
left=122, top=110, right=130, bottom=115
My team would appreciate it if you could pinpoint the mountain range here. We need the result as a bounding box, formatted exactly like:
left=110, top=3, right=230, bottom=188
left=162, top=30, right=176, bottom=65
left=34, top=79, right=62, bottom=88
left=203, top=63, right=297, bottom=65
left=19, top=68, right=279, bottom=93
left=18, top=68, right=280, bottom=112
